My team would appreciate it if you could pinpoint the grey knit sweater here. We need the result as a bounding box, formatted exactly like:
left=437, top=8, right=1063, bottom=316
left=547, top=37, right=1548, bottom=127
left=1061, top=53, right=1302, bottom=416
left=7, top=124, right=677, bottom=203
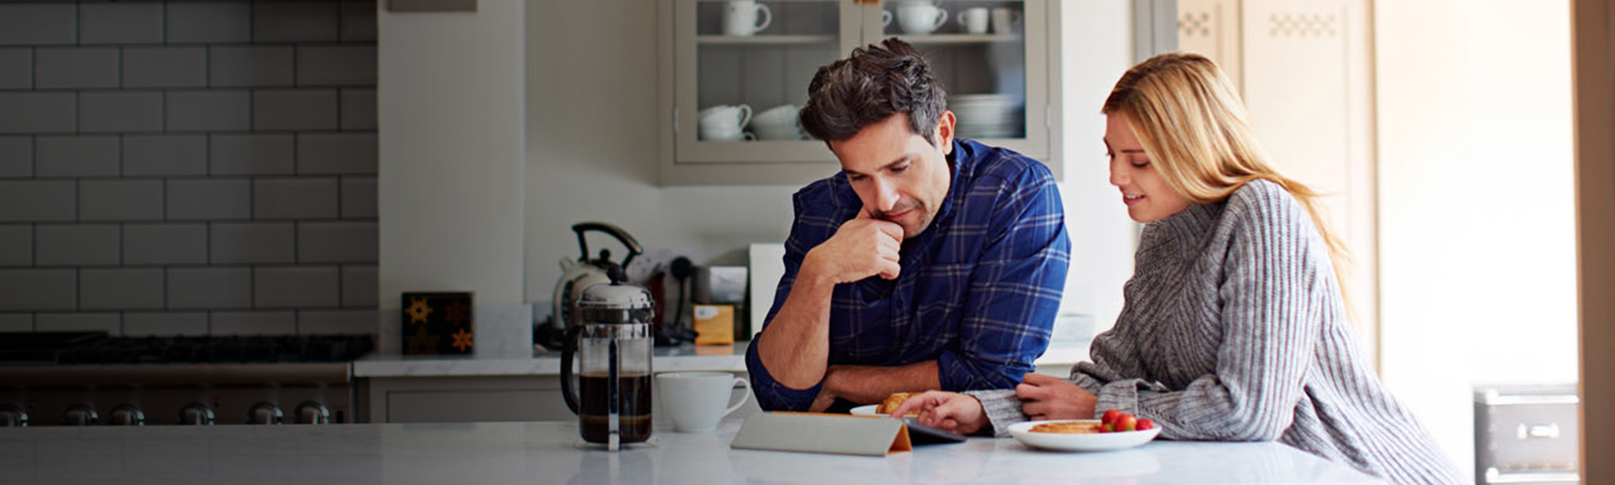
left=969, top=180, right=1460, bottom=485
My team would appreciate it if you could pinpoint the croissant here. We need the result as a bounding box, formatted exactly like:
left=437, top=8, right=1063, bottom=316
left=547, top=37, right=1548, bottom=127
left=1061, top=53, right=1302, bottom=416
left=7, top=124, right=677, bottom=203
left=875, top=392, right=919, bottom=415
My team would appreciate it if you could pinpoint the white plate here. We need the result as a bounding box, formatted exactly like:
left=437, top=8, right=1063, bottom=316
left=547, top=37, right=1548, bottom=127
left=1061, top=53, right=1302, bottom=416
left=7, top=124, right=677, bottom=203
left=1007, top=420, right=1162, bottom=452
left=849, top=404, right=883, bottom=416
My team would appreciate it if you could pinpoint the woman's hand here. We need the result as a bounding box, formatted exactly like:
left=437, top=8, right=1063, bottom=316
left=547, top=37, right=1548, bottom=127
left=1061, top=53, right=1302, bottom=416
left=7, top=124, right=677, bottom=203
left=1016, top=372, right=1098, bottom=421
left=888, top=391, right=988, bottom=435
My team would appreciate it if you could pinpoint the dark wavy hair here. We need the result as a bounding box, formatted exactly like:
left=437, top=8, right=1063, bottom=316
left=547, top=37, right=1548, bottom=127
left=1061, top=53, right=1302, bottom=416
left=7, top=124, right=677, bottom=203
left=799, top=38, right=947, bottom=145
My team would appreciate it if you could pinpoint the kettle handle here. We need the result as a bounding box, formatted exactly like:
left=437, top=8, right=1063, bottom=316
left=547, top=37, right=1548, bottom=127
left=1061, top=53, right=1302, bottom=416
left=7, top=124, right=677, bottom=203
left=572, top=222, right=644, bottom=271
left=559, top=325, right=584, bottom=414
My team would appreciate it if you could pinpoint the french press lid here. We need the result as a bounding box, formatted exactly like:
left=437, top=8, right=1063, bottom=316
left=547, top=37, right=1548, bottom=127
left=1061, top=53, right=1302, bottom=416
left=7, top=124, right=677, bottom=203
left=575, top=268, right=653, bottom=324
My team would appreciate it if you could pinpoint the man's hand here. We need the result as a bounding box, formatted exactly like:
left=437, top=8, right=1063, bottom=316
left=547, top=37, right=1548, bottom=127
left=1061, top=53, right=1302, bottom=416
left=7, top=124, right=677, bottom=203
left=804, top=208, right=904, bottom=284
left=1016, top=372, right=1097, bottom=421
left=809, top=388, right=838, bottom=413
left=888, top=390, right=988, bottom=435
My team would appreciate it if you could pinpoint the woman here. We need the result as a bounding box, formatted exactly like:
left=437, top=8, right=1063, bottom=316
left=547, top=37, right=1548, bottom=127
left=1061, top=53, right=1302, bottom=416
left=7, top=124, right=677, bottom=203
left=890, top=53, right=1460, bottom=485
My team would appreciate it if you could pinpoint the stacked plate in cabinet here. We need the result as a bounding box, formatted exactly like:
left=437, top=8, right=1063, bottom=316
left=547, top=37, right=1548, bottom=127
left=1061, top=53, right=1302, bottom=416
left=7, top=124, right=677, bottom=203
left=951, top=93, right=1024, bottom=139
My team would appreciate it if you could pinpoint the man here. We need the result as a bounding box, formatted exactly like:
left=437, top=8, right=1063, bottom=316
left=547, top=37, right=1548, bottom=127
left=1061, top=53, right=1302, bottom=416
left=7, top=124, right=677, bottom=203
left=745, top=38, right=1071, bottom=412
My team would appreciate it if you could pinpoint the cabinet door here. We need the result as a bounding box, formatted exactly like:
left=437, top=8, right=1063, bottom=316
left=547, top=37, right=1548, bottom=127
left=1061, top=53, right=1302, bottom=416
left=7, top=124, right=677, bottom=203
left=883, top=0, right=1051, bottom=161
left=663, top=0, right=856, bottom=185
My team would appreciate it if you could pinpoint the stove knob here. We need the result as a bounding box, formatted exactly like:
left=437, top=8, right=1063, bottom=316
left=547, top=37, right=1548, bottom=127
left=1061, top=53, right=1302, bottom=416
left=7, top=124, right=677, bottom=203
left=109, top=404, right=146, bottom=426
left=178, top=403, right=215, bottom=425
left=248, top=402, right=283, bottom=425
left=63, top=404, right=98, bottom=426
left=0, top=404, right=27, bottom=427
left=294, top=401, right=331, bottom=424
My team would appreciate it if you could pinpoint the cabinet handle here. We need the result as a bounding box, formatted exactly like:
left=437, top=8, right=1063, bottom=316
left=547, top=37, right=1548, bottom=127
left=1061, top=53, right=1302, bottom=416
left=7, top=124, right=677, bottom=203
left=1516, top=422, right=1561, bottom=439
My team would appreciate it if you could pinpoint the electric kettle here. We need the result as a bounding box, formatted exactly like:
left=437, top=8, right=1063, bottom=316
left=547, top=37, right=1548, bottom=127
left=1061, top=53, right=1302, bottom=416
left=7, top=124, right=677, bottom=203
left=550, top=222, right=643, bottom=336
left=560, top=268, right=654, bottom=450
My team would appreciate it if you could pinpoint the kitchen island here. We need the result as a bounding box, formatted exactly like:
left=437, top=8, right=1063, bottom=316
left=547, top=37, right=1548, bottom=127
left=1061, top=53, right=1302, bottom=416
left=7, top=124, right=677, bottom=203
left=1, top=415, right=1381, bottom=484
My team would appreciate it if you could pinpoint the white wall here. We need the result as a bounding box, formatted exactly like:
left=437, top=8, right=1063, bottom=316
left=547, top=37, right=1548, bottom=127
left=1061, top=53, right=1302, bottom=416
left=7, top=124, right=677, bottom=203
left=378, top=2, right=530, bottom=357
left=524, top=0, right=1140, bottom=330
left=1376, top=1, right=1576, bottom=480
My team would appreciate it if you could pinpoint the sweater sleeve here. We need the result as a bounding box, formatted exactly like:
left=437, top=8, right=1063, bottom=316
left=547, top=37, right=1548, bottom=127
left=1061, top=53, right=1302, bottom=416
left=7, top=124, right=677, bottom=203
left=1095, top=190, right=1329, bottom=442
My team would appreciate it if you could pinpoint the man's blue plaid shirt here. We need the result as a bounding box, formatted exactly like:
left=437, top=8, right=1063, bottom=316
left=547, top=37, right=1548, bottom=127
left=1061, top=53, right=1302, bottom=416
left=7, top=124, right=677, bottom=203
left=745, top=138, right=1071, bottom=411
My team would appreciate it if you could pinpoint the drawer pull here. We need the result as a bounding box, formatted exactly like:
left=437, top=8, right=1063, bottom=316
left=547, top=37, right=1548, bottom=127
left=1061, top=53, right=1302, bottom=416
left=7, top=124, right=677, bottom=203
left=1515, top=422, right=1561, bottom=439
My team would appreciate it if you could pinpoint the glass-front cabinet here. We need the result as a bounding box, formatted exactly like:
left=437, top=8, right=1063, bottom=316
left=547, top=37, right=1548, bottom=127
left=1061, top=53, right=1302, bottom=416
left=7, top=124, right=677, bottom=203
left=658, top=0, right=1060, bottom=186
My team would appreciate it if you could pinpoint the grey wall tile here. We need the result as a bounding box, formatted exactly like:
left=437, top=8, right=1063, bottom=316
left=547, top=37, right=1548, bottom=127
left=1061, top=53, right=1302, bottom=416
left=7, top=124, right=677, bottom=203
left=0, top=313, right=32, bottom=332
left=341, top=264, right=377, bottom=307
left=0, top=269, right=76, bottom=311
left=211, top=311, right=294, bottom=335
left=35, top=47, right=121, bottom=89
left=296, top=45, right=377, bottom=86
left=0, top=136, right=31, bottom=178
left=297, top=133, right=376, bottom=174
left=166, top=2, right=251, bottom=44
left=81, top=268, right=164, bottom=310
left=255, top=266, right=339, bottom=308
left=80, top=92, right=164, bottom=133
left=166, top=90, right=251, bottom=132
left=123, top=47, right=208, bottom=89
left=299, top=309, right=375, bottom=334
left=209, top=134, right=293, bottom=175
left=36, top=224, right=119, bottom=266
left=339, top=88, right=377, bottom=130
left=254, top=1, right=340, bottom=43
left=0, top=93, right=76, bottom=134
left=167, top=179, right=250, bottom=220
left=0, top=4, right=76, bottom=46
left=209, top=46, right=294, bottom=87
left=341, top=1, right=378, bottom=42
left=0, top=49, right=31, bottom=89
left=124, top=135, right=208, bottom=176
left=167, top=267, right=251, bottom=309
left=298, top=221, right=376, bottom=263
left=210, top=223, right=294, bottom=264
left=123, top=312, right=209, bottom=336
left=340, top=176, right=377, bottom=218
left=253, top=89, right=338, bottom=131
left=36, top=135, right=120, bottom=178
left=123, top=223, right=208, bottom=265
left=254, top=178, right=337, bottom=219
left=80, top=2, right=165, bottom=45
left=36, top=313, right=121, bottom=335
left=0, top=181, right=75, bottom=222
left=80, top=179, right=163, bottom=221
left=0, top=225, right=32, bottom=266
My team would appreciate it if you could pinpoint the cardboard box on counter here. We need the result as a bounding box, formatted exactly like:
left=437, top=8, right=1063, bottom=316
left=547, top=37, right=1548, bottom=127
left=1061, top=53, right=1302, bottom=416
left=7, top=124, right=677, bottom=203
left=693, top=304, right=735, bottom=345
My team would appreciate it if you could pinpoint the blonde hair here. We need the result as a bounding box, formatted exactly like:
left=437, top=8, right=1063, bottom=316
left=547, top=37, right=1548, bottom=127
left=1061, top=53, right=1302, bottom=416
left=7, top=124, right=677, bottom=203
left=1102, top=52, right=1352, bottom=299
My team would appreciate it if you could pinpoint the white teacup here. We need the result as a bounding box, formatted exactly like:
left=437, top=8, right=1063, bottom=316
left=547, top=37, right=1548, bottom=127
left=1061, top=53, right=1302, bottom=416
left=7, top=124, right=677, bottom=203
left=957, top=7, right=989, bottom=34
left=699, top=104, right=752, bottom=131
left=657, top=372, right=751, bottom=433
left=991, top=7, right=1019, bottom=34
left=723, top=0, right=772, bottom=37
left=896, top=2, right=947, bottom=35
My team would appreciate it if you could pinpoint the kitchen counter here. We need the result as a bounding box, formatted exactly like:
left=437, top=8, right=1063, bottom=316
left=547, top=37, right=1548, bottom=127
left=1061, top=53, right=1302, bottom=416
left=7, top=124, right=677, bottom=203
left=353, top=341, right=1091, bottom=378
left=0, top=414, right=1381, bottom=484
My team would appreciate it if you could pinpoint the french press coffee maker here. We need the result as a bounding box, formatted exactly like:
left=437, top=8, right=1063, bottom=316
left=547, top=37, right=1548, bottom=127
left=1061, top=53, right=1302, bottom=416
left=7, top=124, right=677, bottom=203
left=560, top=268, right=654, bottom=450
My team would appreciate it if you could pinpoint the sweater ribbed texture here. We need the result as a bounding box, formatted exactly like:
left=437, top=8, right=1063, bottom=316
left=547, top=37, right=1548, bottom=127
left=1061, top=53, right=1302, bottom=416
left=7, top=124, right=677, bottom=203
left=970, top=180, right=1461, bottom=485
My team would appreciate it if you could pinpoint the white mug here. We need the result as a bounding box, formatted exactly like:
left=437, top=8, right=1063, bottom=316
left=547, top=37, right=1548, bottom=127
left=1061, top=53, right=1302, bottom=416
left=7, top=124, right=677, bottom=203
left=723, top=0, right=772, bottom=37
left=991, top=7, right=1019, bottom=34
left=700, top=127, right=756, bottom=141
left=957, top=7, right=989, bottom=35
left=657, top=372, right=751, bottom=433
left=699, top=104, right=752, bottom=130
left=896, top=2, right=947, bottom=35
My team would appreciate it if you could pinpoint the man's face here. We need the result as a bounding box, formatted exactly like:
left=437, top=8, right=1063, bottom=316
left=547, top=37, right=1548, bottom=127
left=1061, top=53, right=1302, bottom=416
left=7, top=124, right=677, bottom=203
left=828, top=112, right=956, bottom=239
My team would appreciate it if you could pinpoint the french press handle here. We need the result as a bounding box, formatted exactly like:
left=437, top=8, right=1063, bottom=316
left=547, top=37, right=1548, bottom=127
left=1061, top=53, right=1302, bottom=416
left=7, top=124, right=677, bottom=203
left=559, top=325, right=584, bottom=415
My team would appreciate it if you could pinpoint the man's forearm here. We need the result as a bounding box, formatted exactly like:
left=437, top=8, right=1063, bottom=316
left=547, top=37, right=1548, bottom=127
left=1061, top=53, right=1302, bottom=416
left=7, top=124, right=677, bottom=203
left=755, top=266, right=836, bottom=390
left=825, top=360, right=942, bottom=404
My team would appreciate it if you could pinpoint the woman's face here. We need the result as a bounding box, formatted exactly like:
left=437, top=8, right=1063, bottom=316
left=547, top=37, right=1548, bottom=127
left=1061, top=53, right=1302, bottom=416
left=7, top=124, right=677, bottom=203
left=1105, top=112, right=1190, bottom=223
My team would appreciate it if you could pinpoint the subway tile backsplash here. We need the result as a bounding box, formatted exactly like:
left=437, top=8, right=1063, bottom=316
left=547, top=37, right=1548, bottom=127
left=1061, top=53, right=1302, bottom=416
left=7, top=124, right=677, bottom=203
left=0, top=0, right=379, bottom=337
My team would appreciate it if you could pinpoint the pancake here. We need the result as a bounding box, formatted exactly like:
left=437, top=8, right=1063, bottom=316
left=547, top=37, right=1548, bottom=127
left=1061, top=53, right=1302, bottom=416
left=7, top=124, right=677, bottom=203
left=1029, top=421, right=1103, bottom=434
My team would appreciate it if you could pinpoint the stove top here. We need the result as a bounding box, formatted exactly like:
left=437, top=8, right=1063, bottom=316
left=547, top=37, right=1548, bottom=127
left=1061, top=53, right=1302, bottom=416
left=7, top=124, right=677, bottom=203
left=0, top=333, right=375, bottom=365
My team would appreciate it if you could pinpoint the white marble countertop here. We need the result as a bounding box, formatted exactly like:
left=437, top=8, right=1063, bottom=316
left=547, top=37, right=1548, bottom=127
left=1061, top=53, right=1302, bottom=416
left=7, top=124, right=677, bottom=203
left=353, top=341, right=1091, bottom=379
left=0, top=414, right=1380, bottom=484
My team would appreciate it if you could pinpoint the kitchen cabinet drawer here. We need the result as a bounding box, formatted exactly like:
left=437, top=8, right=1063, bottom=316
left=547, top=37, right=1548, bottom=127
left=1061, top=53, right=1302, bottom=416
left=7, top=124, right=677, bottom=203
left=360, top=375, right=571, bottom=423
